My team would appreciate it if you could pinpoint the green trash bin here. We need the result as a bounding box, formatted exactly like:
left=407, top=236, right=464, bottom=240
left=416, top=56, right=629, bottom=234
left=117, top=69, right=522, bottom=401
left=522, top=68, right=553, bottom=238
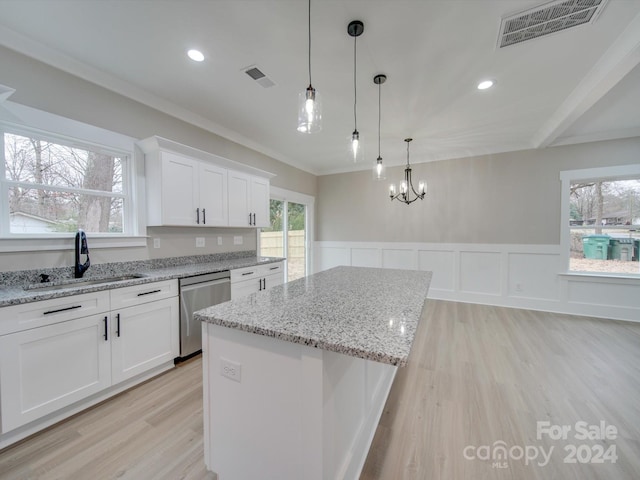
left=582, top=235, right=611, bottom=259
left=610, top=238, right=634, bottom=261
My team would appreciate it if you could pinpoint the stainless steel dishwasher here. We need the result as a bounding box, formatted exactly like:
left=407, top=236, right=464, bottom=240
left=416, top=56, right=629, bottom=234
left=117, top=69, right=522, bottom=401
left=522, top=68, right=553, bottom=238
left=178, top=271, right=230, bottom=361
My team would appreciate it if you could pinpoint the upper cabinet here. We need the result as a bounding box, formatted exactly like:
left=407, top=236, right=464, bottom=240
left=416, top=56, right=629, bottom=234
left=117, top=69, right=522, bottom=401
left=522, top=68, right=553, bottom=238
left=139, top=137, right=274, bottom=228
left=228, top=171, right=270, bottom=228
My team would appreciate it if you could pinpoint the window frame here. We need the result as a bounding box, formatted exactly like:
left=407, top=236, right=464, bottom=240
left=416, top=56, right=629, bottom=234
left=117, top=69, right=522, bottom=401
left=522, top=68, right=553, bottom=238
left=0, top=100, right=146, bottom=251
left=258, top=186, right=315, bottom=280
left=560, top=163, right=640, bottom=279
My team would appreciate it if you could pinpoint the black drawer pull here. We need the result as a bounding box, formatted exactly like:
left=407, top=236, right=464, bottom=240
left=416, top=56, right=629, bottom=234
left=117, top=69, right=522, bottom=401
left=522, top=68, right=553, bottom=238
left=137, top=289, right=161, bottom=297
left=242, top=271, right=254, bottom=276
left=269, top=266, right=279, bottom=270
left=43, top=305, right=82, bottom=315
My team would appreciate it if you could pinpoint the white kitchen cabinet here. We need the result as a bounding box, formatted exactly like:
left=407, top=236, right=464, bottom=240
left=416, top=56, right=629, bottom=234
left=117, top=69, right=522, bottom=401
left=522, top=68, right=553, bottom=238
left=0, top=313, right=111, bottom=433
left=230, top=262, right=284, bottom=300
left=0, top=279, right=178, bottom=437
left=111, top=296, right=178, bottom=384
left=228, top=170, right=270, bottom=228
left=145, top=150, right=228, bottom=227
left=139, top=136, right=274, bottom=229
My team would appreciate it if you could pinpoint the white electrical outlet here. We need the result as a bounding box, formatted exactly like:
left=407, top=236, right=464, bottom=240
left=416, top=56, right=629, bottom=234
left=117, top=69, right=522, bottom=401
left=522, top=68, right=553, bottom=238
left=217, top=236, right=223, bottom=246
left=196, top=237, right=205, bottom=248
left=220, top=358, right=241, bottom=382
left=153, top=238, right=161, bottom=249
left=233, top=236, right=243, bottom=245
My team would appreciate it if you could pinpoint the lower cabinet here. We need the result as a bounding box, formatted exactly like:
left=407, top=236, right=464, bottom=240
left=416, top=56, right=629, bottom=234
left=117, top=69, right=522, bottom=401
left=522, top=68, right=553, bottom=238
left=111, top=297, right=178, bottom=384
left=231, top=262, right=284, bottom=300
left=0, top=313, right=112, bottom=433
left=0, top=279, right=178, bottom=436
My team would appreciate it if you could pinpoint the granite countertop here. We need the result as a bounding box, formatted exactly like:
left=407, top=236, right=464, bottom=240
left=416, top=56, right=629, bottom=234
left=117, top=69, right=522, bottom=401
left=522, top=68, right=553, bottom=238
left=195, top=266, right=432, bottom=367
left=0, top=255, right=283, bottom=307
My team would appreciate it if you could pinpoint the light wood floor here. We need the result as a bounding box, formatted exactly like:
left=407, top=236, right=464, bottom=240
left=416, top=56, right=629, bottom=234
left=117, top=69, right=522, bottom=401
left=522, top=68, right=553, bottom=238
left=1, top=300, right=639, bottom=480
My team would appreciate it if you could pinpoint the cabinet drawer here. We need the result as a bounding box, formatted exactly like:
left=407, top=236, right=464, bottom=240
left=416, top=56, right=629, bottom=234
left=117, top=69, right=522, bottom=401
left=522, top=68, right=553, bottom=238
left=231, top=265, right=262, bottom=283
left=110, top=279, right=178, bottom=310
left=0, top=291, right=110, bottom=336
left=231, top=262, right=283, bottom=283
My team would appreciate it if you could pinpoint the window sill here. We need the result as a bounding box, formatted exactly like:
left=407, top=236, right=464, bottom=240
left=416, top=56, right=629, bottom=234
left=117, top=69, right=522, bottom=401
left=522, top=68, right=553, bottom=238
left=559, top=271, right=640, bottom=283
left=0, top=236, right=148, bottom=253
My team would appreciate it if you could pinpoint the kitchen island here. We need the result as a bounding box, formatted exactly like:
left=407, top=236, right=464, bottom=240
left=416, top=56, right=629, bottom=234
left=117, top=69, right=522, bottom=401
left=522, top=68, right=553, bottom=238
left=195, top=266, right=432, bottom=480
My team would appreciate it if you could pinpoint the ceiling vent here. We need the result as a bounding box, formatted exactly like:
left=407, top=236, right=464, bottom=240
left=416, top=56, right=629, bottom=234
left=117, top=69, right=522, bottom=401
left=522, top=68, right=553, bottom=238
left=243, top=65, right=276, bottom=88
left=498, top=0, right=608, bottom=48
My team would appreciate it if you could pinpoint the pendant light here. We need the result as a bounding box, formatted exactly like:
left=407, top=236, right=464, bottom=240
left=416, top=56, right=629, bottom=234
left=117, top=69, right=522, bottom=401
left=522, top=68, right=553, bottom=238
left=297, top=0, right=321, bottom=133
left=372, top=74, right=387, bottom=180
left=348, top=20, right=364, bottom=162
left=389, top=138, right=426, bottom=205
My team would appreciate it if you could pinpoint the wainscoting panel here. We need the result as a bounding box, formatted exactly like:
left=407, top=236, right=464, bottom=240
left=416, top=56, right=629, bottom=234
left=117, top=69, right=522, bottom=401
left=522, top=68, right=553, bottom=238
left=351, top=248, right=381, bottom=268
left=418, top=250, right=455, bottom=292
left=459, top=251, right=501, bottom=296
left=314, top=241, right=640, bottom=323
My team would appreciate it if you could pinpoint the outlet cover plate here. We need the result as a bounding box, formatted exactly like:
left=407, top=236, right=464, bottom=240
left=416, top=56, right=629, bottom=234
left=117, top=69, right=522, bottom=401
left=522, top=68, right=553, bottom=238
left=233, top=236, right=243, bottom=245
left=220, top=358, right=241, bottom=382
left=196, top=237, right=205, bottom=248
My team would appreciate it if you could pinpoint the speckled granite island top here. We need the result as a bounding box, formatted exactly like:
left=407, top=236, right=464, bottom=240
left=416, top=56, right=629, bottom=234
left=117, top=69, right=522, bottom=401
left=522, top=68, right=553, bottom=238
left=195, top=266, right=432, bottom=367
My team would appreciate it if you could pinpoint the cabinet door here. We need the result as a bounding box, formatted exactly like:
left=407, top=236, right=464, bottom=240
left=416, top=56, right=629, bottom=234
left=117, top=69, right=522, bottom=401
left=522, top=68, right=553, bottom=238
left=0, top=314, right=111, bottom=433
left=250, top=176, right=270, bottom=228
left=160, top=151, right=199, bottom=225
left=228, top=170, right=251, bottom=227
left=230, top=278, right=261, bottom=300
left=111, top=297, right=179, bottom=385
left=199, top=163, right=228, bottom=226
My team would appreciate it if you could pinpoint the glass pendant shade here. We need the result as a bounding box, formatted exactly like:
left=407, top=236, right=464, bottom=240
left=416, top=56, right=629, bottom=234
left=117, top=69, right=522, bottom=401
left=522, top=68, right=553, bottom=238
left=297, top=85, right=322, bottom=133
left=349, top=130, right=363, bottom=163
left=373, top=156, right=386, bottom=180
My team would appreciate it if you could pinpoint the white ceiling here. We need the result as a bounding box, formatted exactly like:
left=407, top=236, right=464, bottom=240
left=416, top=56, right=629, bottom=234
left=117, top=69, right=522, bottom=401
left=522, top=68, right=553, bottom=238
left=0, top=0, right=639, bottom=175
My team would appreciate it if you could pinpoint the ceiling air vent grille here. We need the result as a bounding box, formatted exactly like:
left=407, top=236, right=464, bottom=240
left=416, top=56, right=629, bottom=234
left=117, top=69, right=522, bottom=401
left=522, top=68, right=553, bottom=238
left=498, top=0, right=608, bottom=48
left=243, top=66, right=276, bottom=88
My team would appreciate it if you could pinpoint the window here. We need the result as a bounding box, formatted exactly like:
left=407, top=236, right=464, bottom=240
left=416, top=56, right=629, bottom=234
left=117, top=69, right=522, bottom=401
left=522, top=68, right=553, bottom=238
left=259, top=187, right=314, bottom=281
left=561, top=165, right=640, bottom=277
left=0, top=100, right=141, bottom=246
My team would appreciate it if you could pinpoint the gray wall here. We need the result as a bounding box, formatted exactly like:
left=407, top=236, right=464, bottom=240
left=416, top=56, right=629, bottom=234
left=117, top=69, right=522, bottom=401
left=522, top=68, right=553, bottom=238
left=0, top=46, right=317, bottom=271
left=317, top=137, right=640, bottom=244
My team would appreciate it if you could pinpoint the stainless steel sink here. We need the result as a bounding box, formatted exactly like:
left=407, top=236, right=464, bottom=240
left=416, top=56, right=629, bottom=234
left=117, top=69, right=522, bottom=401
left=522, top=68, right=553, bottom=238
left=25, top=274, right=146, bottom=292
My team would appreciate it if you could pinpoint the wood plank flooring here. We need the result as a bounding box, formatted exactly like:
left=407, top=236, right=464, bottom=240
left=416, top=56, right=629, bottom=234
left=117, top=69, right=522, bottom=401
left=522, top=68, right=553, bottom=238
left=1, top=300, right=639, bottom=480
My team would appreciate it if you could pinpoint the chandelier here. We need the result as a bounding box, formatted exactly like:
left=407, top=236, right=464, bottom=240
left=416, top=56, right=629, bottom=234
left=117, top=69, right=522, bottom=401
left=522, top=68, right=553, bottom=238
left=389, top=138, right=426, bottom=205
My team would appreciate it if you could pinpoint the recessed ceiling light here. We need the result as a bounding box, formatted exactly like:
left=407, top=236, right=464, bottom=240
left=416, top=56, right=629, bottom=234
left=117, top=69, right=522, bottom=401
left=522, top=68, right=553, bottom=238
left=477, top=79, right=495, bottom=90
left=187, top=49, right=205, bottom=62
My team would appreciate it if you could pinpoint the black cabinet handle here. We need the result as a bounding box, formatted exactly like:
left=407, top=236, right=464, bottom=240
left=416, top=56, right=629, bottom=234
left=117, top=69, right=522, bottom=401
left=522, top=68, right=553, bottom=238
left=258, top=278, right=262, bottom=291
left=137, top=289, right=161, bottom=297
left=196, top=208, right=200, bottom=224
left=242, top=271, right=254, bottom=276
left=103, top=316, right=108, bottom=341
left=43, top=305, right=82, bottom=315
left=269, top=266, right=279, bottom=270
left=203, top=208, right=206, bottom=224
left=248, top=213, right=252, bottom=226
left=116, top=313, right=121, bottom=337
left=252, top=213, right=256, bottom=225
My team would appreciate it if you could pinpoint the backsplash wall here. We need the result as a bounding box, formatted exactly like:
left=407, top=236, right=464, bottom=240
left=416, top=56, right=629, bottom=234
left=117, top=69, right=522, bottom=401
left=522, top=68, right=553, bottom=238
left=0, top=227, right=258, bottom=273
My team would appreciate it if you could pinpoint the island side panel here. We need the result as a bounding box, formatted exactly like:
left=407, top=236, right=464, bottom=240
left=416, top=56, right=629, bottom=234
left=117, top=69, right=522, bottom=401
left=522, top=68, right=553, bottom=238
left=202, top=323, right=324, bottom=480
left=322, top=350, right=397, bottom=480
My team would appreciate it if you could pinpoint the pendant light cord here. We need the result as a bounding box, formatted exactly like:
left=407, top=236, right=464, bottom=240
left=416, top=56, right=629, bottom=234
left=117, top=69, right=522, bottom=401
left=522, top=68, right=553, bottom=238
left=307, top=0, right=312, bottom=85
left=353, top=34, right=358, bottom=131
left=377, top=81, right=381, bottom=157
